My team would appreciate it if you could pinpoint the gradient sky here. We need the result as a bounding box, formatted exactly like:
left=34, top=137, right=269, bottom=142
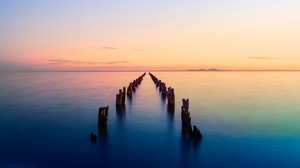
left=1, top=0, right=300, bottom=71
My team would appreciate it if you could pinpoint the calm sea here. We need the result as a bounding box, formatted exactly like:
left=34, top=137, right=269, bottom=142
left=0, top=72, right=300, bottom=168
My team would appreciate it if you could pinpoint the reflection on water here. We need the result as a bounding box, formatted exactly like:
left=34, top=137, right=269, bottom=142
left=0, top=72, right=300, bottom=167
left=98, top=126, right=108, bottom=140
left=167, top=105, right=175, bottom=122
left=180, top=132, right=201, bottom=168
left=116, top=105, right=126, bottom=122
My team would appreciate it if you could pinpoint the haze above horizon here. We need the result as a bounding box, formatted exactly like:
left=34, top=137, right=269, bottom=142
left=1, top=0, right=300, bottom=71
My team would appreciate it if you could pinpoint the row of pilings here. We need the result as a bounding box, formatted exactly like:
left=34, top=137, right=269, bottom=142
left=181, top=99, right=202, bottom=141
left=91, top=73, right=146, bottom=141
left=149, top=72, right=175, bottom=108
left=149, top=72, right=202, bottom=142
left=116, top=72, right=146, bottom=107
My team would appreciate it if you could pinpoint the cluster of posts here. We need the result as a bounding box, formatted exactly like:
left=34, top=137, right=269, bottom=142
left=149, top=73, right=175, bottom=108
left=91, top=73, right=146, bottom=141
left=149, top=72, right=202, bottom=142
left=115, top=87, right=126, bottom=107
left=116, top=73, right=146, bottom=107
left=181, top=99, right=202, bottom=141
left=91, top=72, right=202, bottom=142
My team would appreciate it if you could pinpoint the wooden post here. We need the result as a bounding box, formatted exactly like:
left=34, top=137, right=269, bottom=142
left=122, top=87, right=126, bottom=103
left=181, top=99, right=192, bottom=135
left=167, top=87, right=175, bottom=107
left=192, top=125, right=202, bottom=141
left=98, top=106, right=109, bottom=128
left=127, top=82, right=133, bottom=96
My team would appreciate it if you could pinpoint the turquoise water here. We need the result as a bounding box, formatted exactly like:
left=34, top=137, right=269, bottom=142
left=0, top=72, right=300, bottom=167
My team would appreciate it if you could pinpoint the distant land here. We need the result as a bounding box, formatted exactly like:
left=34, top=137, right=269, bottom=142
left=187, top=68, right=219, bottom=71
left=187, top=68, right=300, bottom=72
left=2, top=69, right=300, bottom=73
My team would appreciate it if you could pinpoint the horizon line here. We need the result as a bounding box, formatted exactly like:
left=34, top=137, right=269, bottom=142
left=1, top=69, right=300, bottom=73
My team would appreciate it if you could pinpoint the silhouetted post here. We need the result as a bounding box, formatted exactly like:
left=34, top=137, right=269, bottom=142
left=148, top=73, right=203, bottom=141
left=98, top=106, right=109, bottom=128
left=181, top=99, right=192, bottom=135
left=192, top=125, right=202, bottom=141
left=117, top=73, right=146, bottom=104
left=116, top=89, right=122, bottom=107
left=127, top=82, right=133, bottom=97
left=160, top=82, right=167, bottom=97
left=181, top=99, right=203, bottom=141
left=149, top=72, right=159, bottom=84
left=122, top=87, right=126, bottom=103
left=115, top=88, right=126, bottom=107
left=167, top=87, right=175, bottom=107
left=132, top=80, right=137, bottom=91
left=183, top=99, right=189, bottom=109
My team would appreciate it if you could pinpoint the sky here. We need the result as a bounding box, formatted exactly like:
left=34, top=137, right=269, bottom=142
left=1, top=0, right=300, bottom=71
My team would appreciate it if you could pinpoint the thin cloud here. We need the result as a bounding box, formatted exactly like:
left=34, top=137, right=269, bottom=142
left=247, top=56, right=288, bottom=60
left=48, top=59, right=82, bottom=64
left=104, top=61, right=130, bottom=64
left=95, top=46, right=118, bottom=50
left=31, top=63, right=50, bottom=66
left=48, top=59, right=129, bottom=65
left=74, top=66, right=128, bottom=69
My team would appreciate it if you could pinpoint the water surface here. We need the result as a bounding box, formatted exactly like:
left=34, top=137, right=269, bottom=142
left=0, top=72, right=300, bottom=167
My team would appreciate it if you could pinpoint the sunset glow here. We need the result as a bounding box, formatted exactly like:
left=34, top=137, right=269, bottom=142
left=1, top=0, right=300, bottom=71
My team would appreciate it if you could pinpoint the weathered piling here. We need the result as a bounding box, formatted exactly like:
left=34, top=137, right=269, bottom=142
left=136, top=73, right=146, bottom=85
left=116, top=89, right=125, bottom=107
left=132, top=80, right=137, bottom=91
left=183, top=98, right=189, bottom=109
left=192, top=125, right=202, bottom=141
left=149, top=72, right=158, bottom=84
left=149, top=73, right=170, bottom=98
left=136, top=73, right=145, bottom=86
left=181, top=99, right=192, bottom=135
left=149, top=72, right=159, bottom=85
left=116, top=73, right=146, bottom=106
left=167, top=87, right=175, bottom=107
left=127, top=82, right=133, bottom=96
left=98, top=106, right=109, bottom=128
left=126, top=73, right=146, bottom=96
left=122, top=87, right=126, bottom=104
left=181, top=99, right=202, bottom=141
left=157, top=80, right=161, bottom=87
left=115, top=87, right=126, bottom=107
left=160, top=82, right=167, bottom=97
left=93, top=73, right=147, bottom=142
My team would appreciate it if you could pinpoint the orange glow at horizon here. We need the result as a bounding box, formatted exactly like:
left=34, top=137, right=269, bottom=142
left=1, top=1, right=300, bottom=71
